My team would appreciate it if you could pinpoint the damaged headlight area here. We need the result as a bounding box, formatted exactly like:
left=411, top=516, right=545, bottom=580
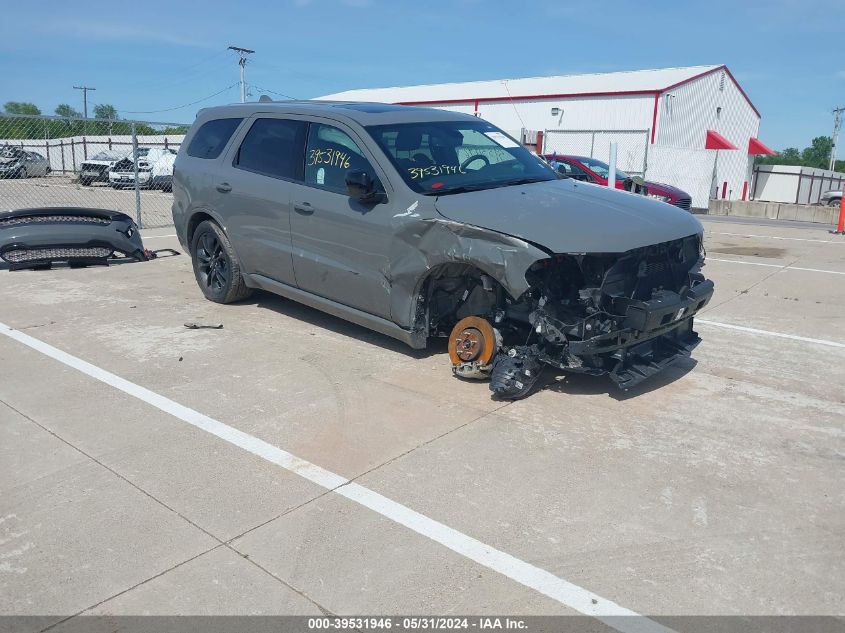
left=438, top=234, right=714, bottom=399
left=0, top=207, right=153, bottom=270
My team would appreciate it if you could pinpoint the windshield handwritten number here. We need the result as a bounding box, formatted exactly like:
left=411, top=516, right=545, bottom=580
left=408, top=164, right=465, bottom=180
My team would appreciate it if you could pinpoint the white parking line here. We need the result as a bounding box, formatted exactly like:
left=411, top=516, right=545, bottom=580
left=696, top=320, right=845, bottom=349
left=0, top=321, right=674, bottom=633
left=707, top=231, right=841, bottom=244
left=706, top=258, right=845, bottom=275
left=143, top=234, right=177, bottom=239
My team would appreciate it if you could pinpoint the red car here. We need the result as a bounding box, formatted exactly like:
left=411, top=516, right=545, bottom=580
left=545, top=154, right=693, bottom=212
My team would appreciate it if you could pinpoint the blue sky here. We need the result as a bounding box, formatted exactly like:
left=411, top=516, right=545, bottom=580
left=2, top=0, right=843, bottom=155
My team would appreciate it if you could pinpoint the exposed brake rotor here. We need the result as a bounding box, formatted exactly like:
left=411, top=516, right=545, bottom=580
left=448, top=316, right=499, bottom=379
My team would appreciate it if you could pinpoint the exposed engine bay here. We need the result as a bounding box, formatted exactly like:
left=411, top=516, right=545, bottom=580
left=427, top=234, right=714, bottom=399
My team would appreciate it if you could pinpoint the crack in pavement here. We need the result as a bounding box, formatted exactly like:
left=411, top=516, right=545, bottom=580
left=0, top=397, right=335, bottom=625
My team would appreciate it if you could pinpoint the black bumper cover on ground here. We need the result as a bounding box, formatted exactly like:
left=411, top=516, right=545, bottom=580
left=0, top=207, right=150, bottom=270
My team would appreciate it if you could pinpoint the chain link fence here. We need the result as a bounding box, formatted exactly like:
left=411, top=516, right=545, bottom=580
left=542, top=129, right=650, bottom=177
left=0, top=113, right=189, bottom=228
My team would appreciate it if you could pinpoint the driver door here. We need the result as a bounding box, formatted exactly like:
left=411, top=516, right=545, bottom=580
left=288, top=120, right=393, bottom=319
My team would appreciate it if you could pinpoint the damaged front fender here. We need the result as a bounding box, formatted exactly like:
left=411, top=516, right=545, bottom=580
left=387, top=217, right=549, bottom=330
left=0, top=208, right=151, bottom=270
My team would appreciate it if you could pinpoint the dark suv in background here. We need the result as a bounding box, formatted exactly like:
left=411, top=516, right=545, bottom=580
left=172, top=102, right=713, bottom=399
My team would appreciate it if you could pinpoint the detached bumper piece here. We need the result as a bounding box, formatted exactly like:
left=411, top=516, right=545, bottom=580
left=0, top=207, right=151, bottom=270
left=608, top=321, right=701, bottom=390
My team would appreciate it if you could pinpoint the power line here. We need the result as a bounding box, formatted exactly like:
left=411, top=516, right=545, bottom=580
left=250, top=85, right=298, bottom=100
left=118, top=83, right=238, bottom=115
left=228, top=46, right=255, bottom=103
left=500, top=80, right=526, bottom=129
left=122, top=48, right=231, bottom=92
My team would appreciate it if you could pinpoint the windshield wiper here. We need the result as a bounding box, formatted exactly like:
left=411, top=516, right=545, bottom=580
left=424, top=184, right=494, bottom=196
left=426, top=178, right=552, bottom=196
left=494, top=177, right=552, bottom=188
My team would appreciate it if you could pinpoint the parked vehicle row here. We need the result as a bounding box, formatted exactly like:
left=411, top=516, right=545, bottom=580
left=78, top=147, right=177, bottom=190
left=0, top=146, right=50, bottom=179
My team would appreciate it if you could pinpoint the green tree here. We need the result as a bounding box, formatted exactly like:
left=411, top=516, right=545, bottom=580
left=54, top=104, right=81, bottom=118
left=755, top=139, right=842, bottom=171
left=3, top=101, right=41, bottom=115
left=801, top=136, right=833, bottom=169
left=93, top=104, right=118, bottom=120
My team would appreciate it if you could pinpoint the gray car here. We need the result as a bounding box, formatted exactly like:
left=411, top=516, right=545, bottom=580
left=0, top=146, right=50, bottom=178
left=820, top=189, right=842, bottom=206
left=172, top=101, right=714, bottom=398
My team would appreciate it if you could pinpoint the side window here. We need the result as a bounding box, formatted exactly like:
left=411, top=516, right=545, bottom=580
left=186, top=118, right=242, bottom=159
left=234, top=118, right=307, bottom=181
left=305, top=123, right=376, bottom=194
left=558, top=161, right=591, bottom=180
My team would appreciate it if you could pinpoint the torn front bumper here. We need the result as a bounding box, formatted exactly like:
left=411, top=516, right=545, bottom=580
left=567, top=280, right=715, bottom=389
left=0, top=207, right=150, bottom=270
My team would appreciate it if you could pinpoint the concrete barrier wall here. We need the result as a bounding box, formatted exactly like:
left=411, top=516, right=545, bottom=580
left=708, top=199, right=840, bottom=224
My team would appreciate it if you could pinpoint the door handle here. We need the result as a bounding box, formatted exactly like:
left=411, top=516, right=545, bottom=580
left=294, top=202, right=313, bottom=215
left=216, top=182, right=232, bottom=193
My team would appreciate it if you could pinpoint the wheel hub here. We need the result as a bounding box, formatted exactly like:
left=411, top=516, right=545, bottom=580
left=448, top=316, right=499, bottom=379
left=454, top=327, right=484, bottom=362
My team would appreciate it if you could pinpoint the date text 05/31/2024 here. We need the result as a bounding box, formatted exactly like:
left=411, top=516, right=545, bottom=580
left=307, top=617, right=528, bottom=630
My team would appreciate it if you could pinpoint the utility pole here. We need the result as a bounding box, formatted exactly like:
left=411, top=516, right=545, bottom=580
left=73, top=85, right=96, bottom=118
left=830, top=106, right=844, bottom=172
left=228, top=46, right=254, bottom=103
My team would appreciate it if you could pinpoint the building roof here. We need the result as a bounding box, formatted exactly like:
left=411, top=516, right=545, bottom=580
left=317, top=65, right=760, bottom=118
left=318, top=65, right=724, bottom=104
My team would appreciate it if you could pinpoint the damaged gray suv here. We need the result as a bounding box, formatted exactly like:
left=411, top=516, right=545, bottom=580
left=172, top=101, right=714, bottom=399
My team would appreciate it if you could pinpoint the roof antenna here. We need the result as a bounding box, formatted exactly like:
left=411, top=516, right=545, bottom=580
left=258, top=95, right=273, bottom=103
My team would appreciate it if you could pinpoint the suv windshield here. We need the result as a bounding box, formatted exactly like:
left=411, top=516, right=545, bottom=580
left=577, top=157, right=629, bottom=180
left=367, top=120, right=556, bottom=195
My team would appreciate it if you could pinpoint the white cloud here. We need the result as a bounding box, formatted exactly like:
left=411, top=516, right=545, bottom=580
left=41, top=18, right=212, bottom=48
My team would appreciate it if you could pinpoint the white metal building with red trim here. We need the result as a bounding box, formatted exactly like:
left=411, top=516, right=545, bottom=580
left=319, top=65, right=772, bottom=209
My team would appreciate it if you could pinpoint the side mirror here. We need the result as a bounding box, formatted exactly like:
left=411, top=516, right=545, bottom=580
left=345, top=170, right=385, bottom=203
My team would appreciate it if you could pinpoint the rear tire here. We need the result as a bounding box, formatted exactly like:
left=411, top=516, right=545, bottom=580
left=828, top=198, right=841, bottom=207
left=190, top=220, right=252, bottom=304
left=18, top=167, right=27, bottom=179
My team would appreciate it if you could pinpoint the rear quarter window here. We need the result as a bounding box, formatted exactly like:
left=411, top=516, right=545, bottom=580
left=186, top=118, right=242, bottom=159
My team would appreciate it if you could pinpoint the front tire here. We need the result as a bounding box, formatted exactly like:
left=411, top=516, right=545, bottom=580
left=190, top=220, right=252, bottom=304
left=828, top=198, right=841, bottom=207
left=18, top=166, right=27, bottom=179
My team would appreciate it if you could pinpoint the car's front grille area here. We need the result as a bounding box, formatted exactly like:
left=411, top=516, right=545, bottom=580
left=0, top=214, right=111, bottom=227
left=644, top=260, right=670, bottom=276
left=1, top=246, right=113, bottom=264
left=674, top=197, right=692, bottom=211
left=81, top=163, right=108, bottom=173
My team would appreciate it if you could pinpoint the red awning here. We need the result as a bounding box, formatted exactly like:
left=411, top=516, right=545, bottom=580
left=748, top=137, right=775, bottom=155
left=705, top=129, right=738, bottom=150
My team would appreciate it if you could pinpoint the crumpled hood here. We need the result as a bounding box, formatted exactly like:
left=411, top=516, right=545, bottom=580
left=434, top=179, right=703, bottom=253
left=0, top=157, right=19, bottom=165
